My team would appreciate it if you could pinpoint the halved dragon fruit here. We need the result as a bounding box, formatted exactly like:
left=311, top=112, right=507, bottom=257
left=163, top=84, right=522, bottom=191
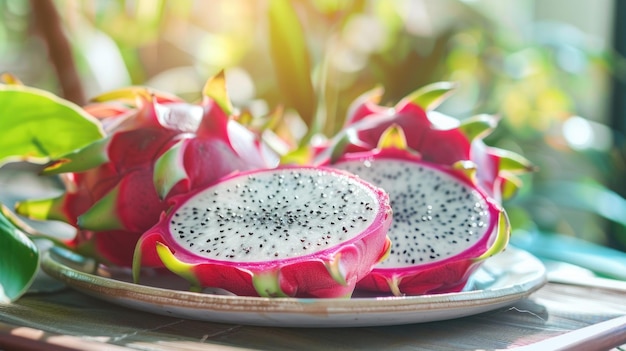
left=15, top=72, right=278, bottom=266
left=133, top=166, right=393, bottom=298
left=327, top=126, right=509, bottom=296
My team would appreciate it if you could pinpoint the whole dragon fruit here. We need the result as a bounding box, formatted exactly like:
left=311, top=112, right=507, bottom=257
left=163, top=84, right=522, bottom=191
left=132, top=166, right=393, bottom=298
left=328, top=126, right=509, bottom=295
left=15, top=72, right=278, bottom=266
left=318, top=83, right=535, bottom=202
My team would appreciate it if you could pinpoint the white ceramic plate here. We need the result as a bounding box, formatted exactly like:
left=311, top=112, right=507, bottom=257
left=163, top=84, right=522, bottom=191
left=41, top=247, right=546, bottom=328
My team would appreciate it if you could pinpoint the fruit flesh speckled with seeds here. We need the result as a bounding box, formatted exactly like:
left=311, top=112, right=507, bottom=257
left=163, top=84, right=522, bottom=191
left=335, top=159, right=492, bottom=268
left=133, top=166, right=393, bottom=298
left=171, top=170, right=379, bottom=261
left=326, top=128, right=510, bottom=296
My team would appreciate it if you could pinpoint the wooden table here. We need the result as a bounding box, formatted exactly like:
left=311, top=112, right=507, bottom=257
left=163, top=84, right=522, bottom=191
left=1, top=278, right=625, bottom=350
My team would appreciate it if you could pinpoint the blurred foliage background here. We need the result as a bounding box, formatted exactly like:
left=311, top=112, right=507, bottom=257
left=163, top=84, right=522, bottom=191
left=1, top=0, right=625, bottom=253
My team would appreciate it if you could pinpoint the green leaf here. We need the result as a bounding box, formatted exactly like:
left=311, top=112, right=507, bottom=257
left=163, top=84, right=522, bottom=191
left=268, top=0, right=316, bottom=129
left=0, top=204, right=39, bottom=302
left=0, top=85, right=105, bottom=165
left=403, top=81, right=457, bottom=111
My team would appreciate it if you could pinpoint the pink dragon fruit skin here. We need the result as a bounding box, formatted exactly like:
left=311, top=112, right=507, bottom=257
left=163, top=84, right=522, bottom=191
left=343, top=101, right=469, bottom=165
left=15, top=73, right=278, bottom=267
left=133, top=166, right=393, bottom=298
left=325, top=126, right=510, bottom=296
left=152, top=96, right=277, bottom=200
left=321, top=86, right=534, bottom=202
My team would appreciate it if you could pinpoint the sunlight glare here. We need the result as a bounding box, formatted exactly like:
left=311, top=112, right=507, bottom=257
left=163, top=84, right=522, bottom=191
left=562, top=116, right=612, bottom=152
left=562, top=116, right=592, bottom=149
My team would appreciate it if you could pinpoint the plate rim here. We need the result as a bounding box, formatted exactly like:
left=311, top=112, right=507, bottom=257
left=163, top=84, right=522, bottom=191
left=40, top=247, right=546, bottom=317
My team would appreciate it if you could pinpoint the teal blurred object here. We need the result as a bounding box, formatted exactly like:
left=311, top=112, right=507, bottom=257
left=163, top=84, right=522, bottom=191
left=535, top=181, right=626, bottom=228
left=530, top=180, right=626, bottom=251
left=511, top=229, right=626, bottom=280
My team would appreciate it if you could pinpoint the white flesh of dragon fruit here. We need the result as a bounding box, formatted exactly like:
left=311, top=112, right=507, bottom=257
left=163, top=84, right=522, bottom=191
left=134, top=167, right=392, bottom=298
left=174, top=170, right=381, bottom=260
left=332, top=157, right=507, bottom=296
left=335, top=160, right=489, bottom=266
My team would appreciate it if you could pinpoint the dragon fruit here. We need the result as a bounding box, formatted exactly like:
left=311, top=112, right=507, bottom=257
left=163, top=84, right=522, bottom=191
left=132, top=166, right=393, bottom=298
left=327, top=126, right=509, bottom=295
left=15, top=72, right=278, bottom=266
left=319, top=83, right=535, bottom=202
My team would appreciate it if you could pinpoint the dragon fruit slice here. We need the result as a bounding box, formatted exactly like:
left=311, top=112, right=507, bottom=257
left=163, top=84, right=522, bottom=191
left=328, top=126, right=509, bottom=296
left=133, top=166, right=393, bottom=298
left=319, top=83, right=534, bottom=201
left=15, top=72, right=278, bottom=266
